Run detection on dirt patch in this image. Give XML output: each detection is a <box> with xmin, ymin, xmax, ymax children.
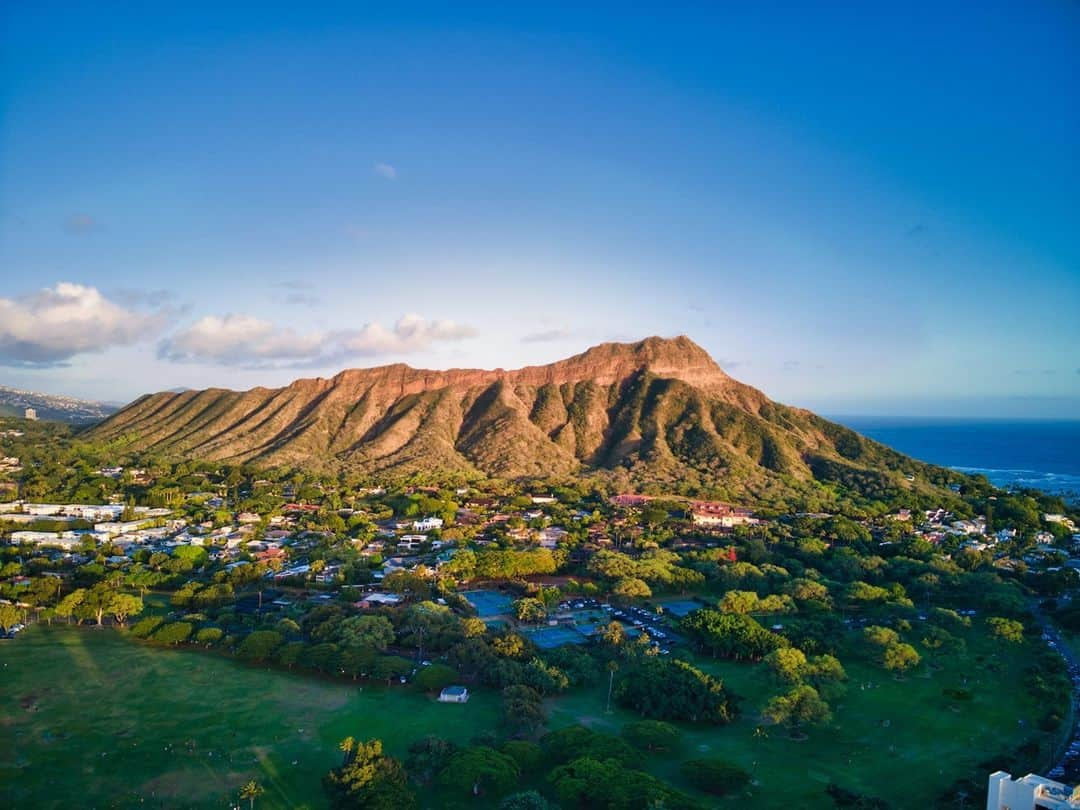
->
<box><xmin>140</xmin><ymin>768</ymin><xmax>251</xmax><ymax>800</ymax></box>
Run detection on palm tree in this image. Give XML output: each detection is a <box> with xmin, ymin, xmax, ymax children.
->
<box><xmin>605</xmin><ymin>661</ymin><xmax>618</xmax><ymax>714</ymax></box>
<box><xmin>339</xmin><ymin>736</ymin><xmax>355</xmax><ymax>765</ymax></box>
<box><xmin>238</xmin><ymin>780</ymin><xmax>264</xmax><ymax>810</ymax></box>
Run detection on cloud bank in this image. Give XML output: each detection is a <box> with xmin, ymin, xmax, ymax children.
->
<box><xmin>0</xmin><ymin>282</ymin><xmax>167</xmax><ymax>366</ymax></box>
<box><xmin>160</xmin><ymin>312</ymin><xmax>476</xmax><ymax>367</ymax></box>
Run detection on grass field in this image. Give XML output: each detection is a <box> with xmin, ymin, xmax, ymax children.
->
<box><xmin>0</xmin><ymin>622</ymin><xmax>1055</xmax><ymax>808</ymax></box>
<box><xmin>0</xmin><ymin>626</ymin><xmax>499</xmax><ymax>809</ymax></box>
<box><xmin>546</xmin><ymin>624</ymin><xmax>1055</xmax><ymax>808</ymax></box>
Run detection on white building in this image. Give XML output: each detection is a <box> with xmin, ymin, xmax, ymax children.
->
<box><xmin>413</xmin><ymin>516</ymin><xmax>444</xmax><ymax>532</ymax></box>
<box><xmin>438</xmin><ymin>685</ymin><xmax>469</xmax><ymax>703</ymax></box>
<box><xmin>10</xmin><ymin>530</ymin><xmax>85</xmax><ymax>549</ymax></box>
<box><xmin>987</xmin><ymin>771</ymin><xmax>1080</xmax><ymax>810</ymax></box>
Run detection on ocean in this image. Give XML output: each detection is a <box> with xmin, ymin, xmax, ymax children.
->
<box><xmin>834</xmin><ymin>417</ymin><xmax>1080</xmax><ymax>503</ymax></box>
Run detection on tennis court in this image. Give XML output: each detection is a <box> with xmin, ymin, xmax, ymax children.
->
<box><xmin>462</xmin><ymin>589</ymin><xmax>514</xmax><ymax>617</ymax></box>
<box><xmin>522</xmin><ymin>625</ymin><xmax>587</xmax><ymax>648</ymax></box>
<box><xmin>657</xmin><ymin>599</ymin><xmax>702</xmax><ymax>617</ymax></box>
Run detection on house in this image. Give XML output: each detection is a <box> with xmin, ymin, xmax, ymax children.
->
<box><xmin>11</xmin><ymin>530</ymin><xmax>84</xmax><ymax>549</ymax></box>
<box><xmin>986</xmin><ymin>771</ymin><xmax>1079</xmax><ymax>809</ymax></box>
<box><xmin>438</xmin><ymin>685</ymin><xmax>469</xmax><ymax>703</ymax></box>
<box><xmin>690</xmin><ymin>501</ymin><xmax>757</xmax><ymax>528</ymax></box>
<box><xmin>413</xmin><ymin>516</ymin><xmax>444</xmax><ymax>532</ymax></box>
<box><xmin>539</xmin><ymin>527</ymin><xmax>568</xmax><ymax>549</ymax></box>
<box><xmin>610</xmin><ymin>494</ymin><xmax>652</xmax><ymax>508</ymax></box>
<box><xmin>237</xmin><ymin>512</ymin><xmax>261</xmax><ymax>524</ymax></box>
<box><xmin>354</xmin><ymin>592</ymin><xmax>404</xmax><ymax>608</ymax></box>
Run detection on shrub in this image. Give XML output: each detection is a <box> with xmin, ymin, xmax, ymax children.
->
<box><xmin>621</xmin><ymin>720</ymin><xmax>681</xmax><ymax>752</ymax></box>
<box><xmin>680</xmin><ymin>757</ymin><xmax>751</xmax><ymax>796</ymax></box>
<box><xmin>237</xmin><ymin>630</ymin><xmax>284</xmax><ymax>662</ymax></box>
<box><xmin>195</xmin><ymin>627</ymin><xmax>224</xmax><ymax>645</ymax></box>
<box><xmin>413</xmin><ymin>664</ymin><xmax>460</xmax><ymax>692</ymax></box>
<box><xmin>151</xmin><ymin>621</ymin><xmax>193</xmax><ymax>645</ymax></box>
<box><xmin>130</xmin><ymin>616</ymin><xmax>163</xmax><ymax>639</ymax></box>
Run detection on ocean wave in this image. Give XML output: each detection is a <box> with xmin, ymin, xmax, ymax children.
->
<box><xmin>952</xmin><ymin>466</ymin><xmax>1080</xmax><ymax>500</ymax></box>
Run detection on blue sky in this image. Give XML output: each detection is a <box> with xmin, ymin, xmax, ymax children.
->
<box><xmin>1</xmin><ymin>2</ymin><xmax>1077</xmax><ymax>416</ymax></box>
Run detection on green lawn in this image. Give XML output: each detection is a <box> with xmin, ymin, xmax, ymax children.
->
<box><xmin>0</xmin><ymin>626</ymin><xmax>499</xmax><ymax>809</ymax></box>
<box><xmin>547</xmin><ymin>626</ymin><xmax>1054</xmax><ymax>808</ymax></box>
<box><xmin>0</xmin><ymin>623</ymin><xmax>1053</xmax><ymax>809</ymax></box>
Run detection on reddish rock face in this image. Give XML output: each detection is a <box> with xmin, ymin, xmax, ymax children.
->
<box><xmin>86</xmin><ymin>335</ymin><xmax>916</xmax><ymax>491</ymax></box>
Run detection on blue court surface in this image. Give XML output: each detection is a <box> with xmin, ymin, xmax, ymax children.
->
<box><xmin>522</xmin><ymin>625</ymin><xmax>588</xmax><ymax>648</ymax></box>
<box><xmin>657</xmin><ymin>599</ymin><xmax>703</xmax><ymax>617</ymax></box>
<box><xmin>462</xmin><ymin>589</ymin><xmax>514</xmax><ymax>617</ymax></box>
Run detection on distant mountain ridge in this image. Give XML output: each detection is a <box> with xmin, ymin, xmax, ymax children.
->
<box><xmin>88</xmin><ymin>336</ymin><xmax>950</xmax><ymax>498</ymax></box>
<box><xmin>0</xmin><ymin>385</ymin><xmax>118</xmax><ymax>424</ymax></box>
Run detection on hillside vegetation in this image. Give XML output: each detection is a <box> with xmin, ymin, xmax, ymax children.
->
<box><xmin>87</xmin><ymin>336</ymin><xmax>958</xmax><ymax>504</ymax></box>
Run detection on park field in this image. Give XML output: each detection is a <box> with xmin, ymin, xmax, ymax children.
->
<box><xmin>0</xmin><ymin>626</ymin><xmax>499</xmax><ymax>809</ymax></box>
<box><xmin>0</xmin><ymin>622</ymin><xmax>1056</xmax><ymax>808</ymax></box>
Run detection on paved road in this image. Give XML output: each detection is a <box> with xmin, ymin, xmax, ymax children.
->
<box><xmin>1032</xmin><ymin>607</ymin><xmax>1080</xmax><ymax>777</ymax></box>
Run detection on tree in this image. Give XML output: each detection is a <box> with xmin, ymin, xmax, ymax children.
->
<box><xmin>109</xmin><ymin>593</ymin><xmax>143</xmax><ymax>626</ymax></box>
<box><xmin>74</xmin><ymin>584</ymin><xmax>118</xmax><ymax>626</ymax></box>
<box><xmin>612</xmin><ymin>577</ymin><xmax>651</xmax><ymax>601</ymax></box>
<box><xmin>514</xmin><ymin>597</ymin><xmax>547</xmax><ymax>625</ymax></box>
<box><xmin>0</xmin><ymin>603</ymin><xmax>22</xmax><ymax>632</ymax></box>
<box><xmin>239</xmin><ymin>780</ymin><xmax>265</xmax><ymax>810</ymax></box>
<box><xmin>413</xmin><ymin>664</ymin><xmax>459</xmax><ymax>692</ymax></box>
<box><xmin>151</xmin><ymin>621</ymin><xmax>193</xmax><ymax>645</ymax></box>
<box><xmin>621</xmin><ymin>719</ymin><xmax>681</xmax><ymax>752</ymax></box>
<box><xmin>461</xmin><ymin>617</ymin><xmax>487</xmax><ymax>638</ymax></box>
<box><xmin>237</xmin><ymin>630</ymin><xmax>285</xmax><ymax>663</ymax></box>
<box><xmin>130</xmin><ymin>616</ymin><xmax>163</xmax><ymax>638</ymax></box>
<box><xmin>987</xmin><ymin>617</ymin><xmax>1025</xmax><ymax>643</ymax></box>
<box><xmin>337</xmin><ymin>615</ymin><xmax>395</xmax><ymax>651</ymax></box>
<box><xmin>720</xmin><ymin>590</ymin><xmax>760</xmax><ymax>614</ymax></box>
<box><xmin>196</xmin><ymin>627</ymin><xmax>224</xmax><ymax>646</ymax></box>
<box><xmin>540</xmin><ymin>725</ymin><xmax>642</xmax><ymax>769</ymax></box>
<box><xmin>502</xmin><ymin>684</ymin><xmax>545</xmax><ymax>734</ymax></box>
<box><xmin>437</xmin><ymin>746</ymin><xmax>520</xmax><ymax>799</ymax></box>
<box><xmin>171</xmin><ymin>544</ymin><xmax>209</xmax><ymax>569</ymax></box>
<box><xmin>862</xmin><ymin>625</ymin><xmax>899</xmax><ymax>648</ymax></box>
<box><xmin>372</xmin><ymin>655</ymin><xmax>412</xmax><ymax>684</ymax></box>
<box><xmin>763</xmin><ymin>684</ymin><xmax>831</xmax><ymax>736</ymax></box>
<box><xmin>680</xmin><ymin>757</ymin><xmax>751</xmax><ymax>796</ymax></box>
<box><xmin>764</xmin><ymin>647</ymin><xmax>808</xmax><ymax>684</ymax></box>
<box><xmin>601</xmin><ymin>621</ymin><xmax>626</xmax><ymax>648</ymax></box>
<box><xmin>615</xmin><ymin>658</ymin><xmax>736</xmax><ymax>724</ymax></box>
<box><xmin>548</xmin><ymin>756</ymin><xmax>695</xmax><ymax>809</ymax></box>
<box><xmin>882</xmin><ymin>642</ymin><xmax>921</xmax><ymax>677</ymax></box>
<box><xmin>499</xmin><ymin>790</ymin><xmax>553</xmax><ymax>810</ymax></box>
<box><xmin>681</xmin><ymin>609</ymin><xmax>788</xmax><ymax>661</ymax></box>
<box><xmin>55</xmin><ymin>588</ymin><xmax>87</xmax><ymax>624</ymax></box>
<box><xmin>324</xmin><ymin>738</ymin><xmax>415</xmax><ymax>810</ymax></box>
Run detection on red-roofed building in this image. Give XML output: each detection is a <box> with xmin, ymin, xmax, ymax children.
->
<box><xmin>610</xmin><ymin>494</ymin><xmax>653</xmax><ymax>508</ymax></box>
<box><xmin>690</xmin><ymin>501</ymin><xmax>757</xmax><ymax>528</ymax></box>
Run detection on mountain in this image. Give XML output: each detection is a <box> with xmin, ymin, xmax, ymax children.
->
<box><xmin>0</xmin><ymin>385</ymin><xmax>119</xmax><ymax>425</ymax></box>
<box><xmin>87</xmin><ymin>337</ymin><xmax>951</xmax><ymax>500</ymax></box>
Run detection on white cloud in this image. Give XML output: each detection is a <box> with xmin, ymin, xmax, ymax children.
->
<box><xmin>159</xmin><ymin>314</ymin><xmax>326</xmax><ymax>366</ymax></box>
<box><xmin>160</xmin><ymin>312</ymin><xmax>477</xmax><ymax>367</ymax></box>
<box><xmin>0</xmin><ymin>282</ymin><xmax>166</xmax><ymax>366</ymax></box>
<box><xmin>521</xmin><ymin>327</ymin><xmax>574</xmax><ymax>344</ymax></box>
<box><xmin>373</xmin><ymin>162</ymin><xmax>397</xmax><ymax>180</ymax></box>
<box><xmin>341</xmin><ymin>314</ymin><xmax>476</xmax><ymax>355</ymax></box>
